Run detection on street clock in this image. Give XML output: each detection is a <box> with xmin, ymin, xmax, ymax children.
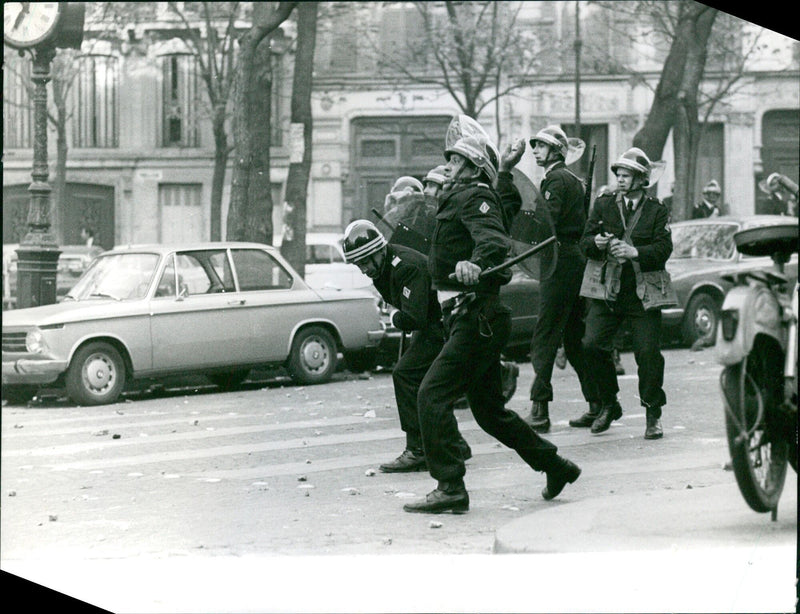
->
<box><xmin>4</xmin><ymin>2</ymin><xmax>63</xmax><ymax>49</ymax></box>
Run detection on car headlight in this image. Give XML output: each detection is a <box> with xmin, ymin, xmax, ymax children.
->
<box><xmin>25</xmin><ymin>330</ymin><xmax>48</xmax><ymax>354</ymax></box>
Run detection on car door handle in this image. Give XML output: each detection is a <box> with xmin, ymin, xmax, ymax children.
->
<box><xmin>227</xmin><ymin>299</ymin><xmax>246</xmax><ymax>306</ymax></box>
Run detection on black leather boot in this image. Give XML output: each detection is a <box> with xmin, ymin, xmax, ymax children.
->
<box><xmin>590</xmin><ymin>399</ymin><xmax>623</xmax><ymax>434</ymax></box>
<box><xmin>526</xmin><ymin>401</ymin><xmax>550</xmax><ymax>433</ymax></box>
<box><xmin>644</xmin><ymin>407</ymin><xmax>664</xmax><ymax>439</ymax></box>
<box><xmin>542</xmin><ymin>456</ymin><xmax>581</xmax><ymax>501</ymax></box>
<box><xmin>379</xmin><ymin>449</ymin><xmax>427</xmax><ymax>473</ymax></box>
<box><xmin>569</xmin><ymin>401</ymin><xmax>602</xmax><ymax>428</ymax></box>
<box><xmin>403</xmin><ymin>481</ymin><xmax>469</xmax><ymax>514</ymax></box>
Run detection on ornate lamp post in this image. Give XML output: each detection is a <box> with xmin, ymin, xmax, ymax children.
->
<box><xmin>3</xmin><ymin>2</ymin><xmax>85</xmax><ymax>308</ymax></box>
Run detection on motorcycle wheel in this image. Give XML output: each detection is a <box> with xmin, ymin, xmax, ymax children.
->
<box><xmin>721</xmin><ymin>347</ymin><xmax>788</xmax><ymax>514</ymax></box>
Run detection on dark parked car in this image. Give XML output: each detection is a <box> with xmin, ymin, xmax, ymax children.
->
<box><xmin>663</xmin><ymin>215</ymin><xmax>798</xmax><ymax>346</ymax></box>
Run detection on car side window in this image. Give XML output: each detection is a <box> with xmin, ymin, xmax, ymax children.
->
<box><xmin>155</xmin><ymin>257</ymin><xmax>177</xmax><ymax>298</ymax></box>
<box><xmin>230</xmin><ymin>249</ymin><xmax>293</xmax><ymax>291</ymax></box>
<box><xmin>175</xmin><ymin>253</ymin><xmax>212</xmax><ymax>295</ymax></box>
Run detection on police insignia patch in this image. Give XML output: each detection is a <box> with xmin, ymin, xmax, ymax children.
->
<box><xmin>403</xmin><ymin>286</ymin><xmax>411</xmax><ymax>298</ymax></box>
<box><xmin>479</xmin><ymin>202</ymin><xmax>490</xmax><ymax>214</ymax></box>
<box><xmin>544</xmin><ymin>190</ymin><xmax>551</xmax><ymax>200</ymax></box>
<box><xmin>391</xmin><ymin>256</ymin><xmax>401</xmax><ymax>267</ymax></box>
<box><xmin>665</xmin><ymin>223</ymin><xmax>671</xmax><ymax>232</ymax></box>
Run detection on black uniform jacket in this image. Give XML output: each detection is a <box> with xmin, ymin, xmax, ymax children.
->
<box><xmin>540</xmin><ymin>161</ymin><xmax>586</xmax><ymax>243</ymax></box>
<box><xmin>581</xmin><ymin>192</ymin><xmax>673</xmax><ymax>298</ymax></box>
<box><xmin>373</xmin><ymin>243</ymin><xmax>441</xmax><ymax>333</ymax></box>
<box><xmin>428</xmin><ymin>181</ymin><xmax>511</xmax><ymax>294</ymax></box>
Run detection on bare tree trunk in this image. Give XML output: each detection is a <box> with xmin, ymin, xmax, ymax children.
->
<box><xmin>672</xmin><ymin>7</ymin><xmax>717</xmax><ymax>221</ymax></box>
<box><xmin>280</xmin><ymin>1</ymin><xmax>318</xmax><ymax>276</ymax></box>
<box><xmin>210</xmin><ymin>106</ymin><xmax>228</xmax><ymax>241</ymax></box>
<box><xmin>226</xmin><ymin>2</ymin><xmax>296</xmax><ymax>242</ymax></box>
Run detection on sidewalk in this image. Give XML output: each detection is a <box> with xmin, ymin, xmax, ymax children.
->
<box><xmin>494</xmin><ymin>476</ymin><xmax>797</xmax><ymax>553</ymax></box>
<box><xmin>493</xmin><ymin>475</ymin><xmax>797</xmax><ymax>613</ymax></box>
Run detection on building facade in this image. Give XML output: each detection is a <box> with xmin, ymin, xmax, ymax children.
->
<box><xmin>4</xmin><ymin>2</ymin><xmax>798</xmax><ymax>250</ymax></box>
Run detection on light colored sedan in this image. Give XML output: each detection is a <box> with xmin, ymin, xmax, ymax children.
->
<box><xmin>2</xmin><ymin>242</ymin><xmax>385</xmax><ymax>406</ymax></box>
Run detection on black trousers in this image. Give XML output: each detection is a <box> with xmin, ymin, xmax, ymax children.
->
<box><xmin>417</xmin><ymin>295</ymin><xmax>558</xmax><ymax>484</ymax></box>
<box><xmin>530</xmin><ymin>247</ymin><xmax>598</xmax><ymax>404</ymax></box>
<box><xmin>392</xmin><ymin>325</ymin><xmax>445</xmax><ymax>452</ymax></box>
<box><xmin>582</xmin><ymin>295</ymin><xmax>667</xmax><ymax>415</ymax></box>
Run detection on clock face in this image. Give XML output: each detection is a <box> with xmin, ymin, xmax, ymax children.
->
<box><xmin>4</xmin><ymin>2</ymin><xmax>62</xmax><ymax>48</ymax></box>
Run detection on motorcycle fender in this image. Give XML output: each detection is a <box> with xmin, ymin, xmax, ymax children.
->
<box><xmin>715</xmin><ymin>285</ymin><xmax>784</xmax><ymax>366</ymax></box>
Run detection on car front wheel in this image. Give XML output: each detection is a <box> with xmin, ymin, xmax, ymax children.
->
<box><xmin>287</xmin><ymin>326</ymin><xmax>337</xmax><ymax>385</ymax></box>
<box><xmin>682</xmin><ymin>292</ymin><xmax>720</xmax><ymax>347</ymax></box>
<box><xmin>66</xmin><ymin>341</ymin><xmax>127</xmax><ymax>406</ymax></box>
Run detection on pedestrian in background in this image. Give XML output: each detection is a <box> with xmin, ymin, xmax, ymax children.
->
<box><xmin>341</xmin><ymin>219</ymin><xmax>472</xmax><ymax>473</ymax></box>
<box><xmin>404</xmin><ymin>119</ymin><xmax>580</xmax><ymax>514</ymax></box>
<box><xmin>525</xmin><ymin>125</ymin><xmax>599</xmax><ymax>434</ymax></box>
<box><xmin>81</xmin><ymin>226</ymin><xmax>95</xmax><ymax>247</ymax></box>
<box><xmin>579</xmin><ymin>147</ymin><xmax>673</xmax><ymax>440</ymax></box>
<box><xmin>690</xmin><ymin>180</ymin><xmax>725</xmax><ymax>219</ymax></box>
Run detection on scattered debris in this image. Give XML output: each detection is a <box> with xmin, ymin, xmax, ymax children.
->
<box><xmin>297</xmin><ymin>475</ymin><xmax>308</xmax><ymax>482</ymax></box>
<box><xmin>112</xmin><ymin>434</ymin><xmax>121</xmax><ymax>439</ymax></box>
<box><xmin>13</xmin><ymin>424</ymin><xmax>23</xmax><ymax>429</ymax></box>
<box><xmin>93</xmin><ymin>430</ymin><xmax>109</xmax><ymax>437</ymax></box>
<box><xmin>383</xmin><ymin>538</ymin><xmax>393</xmax><ymax>545</ymax></box>
<box><xmin>685</xmin><ymin>484</ymin><xmax>693</xmax><ymax>489</ymax></box>
<box><xmin>429</xmin><ymin>521</ymin><xmax>442</xmax><ymax>529</ymax></box>
<box><xmin>48</xmin><ymin>514</ymin><xmax>58</xmax><ymax>522</ymax></box>
<box><xmin>501</xmin><ymin>505</ymin><xmax>520</xmax><ymax>512</ymax></box>
<box><xmin>8</xmin><ymin>490</ymin><xmax>16</xmax><ymax>497</ymax></box>
<box><xmin>363</xmin><ymin>409</ymin><xmax>376</xmax><ymax>418</ymax></box>
<box><xmin>341</xmin><ymin>487</ymin><xmax>360</xmax><ymax>495</ymax></box>
<box><xmin>394</xmin><ymin>491</ymin><xmax>416</xmax><ymax>499</ymax></box>
<box><xmin>365</xmin><ymin>468</ymin><xmax>376</xmax><ymax>477</ymax></box>
<box><xmin>306</xmin><ymin>459</ymin><xmax>312</xmax><ymax>464</ymax></box>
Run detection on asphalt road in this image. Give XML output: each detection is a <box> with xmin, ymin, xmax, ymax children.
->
<box><xmin>1</xmin><ymin>347</ymin><xmax>796</xmax><ymax>612</ymax></box>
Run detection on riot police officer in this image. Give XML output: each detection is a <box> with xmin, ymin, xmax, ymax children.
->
<box><xmin>580</xmin><ymin>147</ymin><xmax>673</xmax><ymax>440</ymax></box>
<box><xmin>526</xmin><ymin>125</ymin><xmax>600</xmax><ymax>433</ymax></box>
<box><xmin>403</xmin><ymin>123</ymin><xmax>581</xmax><ymax>514</ymax></box>
<box><xmin>342</xmin><ymin>220</ymin><xmax>471</xmax><ymax>472</ymax></box>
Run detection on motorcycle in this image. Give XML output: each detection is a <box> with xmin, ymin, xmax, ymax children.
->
<box><xmin>716</xmin><ymin>219</ymin><xmax>798</xmax><ymax>520</ymax></box>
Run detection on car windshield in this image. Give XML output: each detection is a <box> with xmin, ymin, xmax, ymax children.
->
<box><xmin>671</xmin><ymin>223</ymin><xmax>738</xmax><ymax>260</ymax></box>
<box><xmin>65</xmin><ymin>253</ymin><xmax>160</xmax><ymax>301</ymax></box>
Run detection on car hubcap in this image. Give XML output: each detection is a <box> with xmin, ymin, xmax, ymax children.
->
<box><xmin>302</xmin><ymin>338</ymin><xmax>328</xmax><ymax>372</ymax></box>
<box><xmin>695</xmin><ymin>307</ymin><xmax>714</xmax><ymax>338</ymax></box>
<box><xmin>84</xmin><ymin>354</ymin><xmax>114</xmax><ymax>391</ymax></box>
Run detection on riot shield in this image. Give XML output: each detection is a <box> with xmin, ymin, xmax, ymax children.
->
<box><xmin>371</xmin><ymin>191</ymin><xmax>437</xmax><ymax>256</ymax></box>
<box><xmin>508</xmin><ymin>168</ymin><xmax>558</xmax><ymax>281</ymax></box>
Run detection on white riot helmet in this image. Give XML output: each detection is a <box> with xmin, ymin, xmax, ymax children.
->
<box><xmin>610</xmin><ymin>147</ymin><xmax>665</xmax><ymax>188</ymax></box>
<box><xmin>445</xmin><ymin>135</ymin><xmax>498</xmax><ymax>183</ymax></box>
<box><xmin>529</xmin><ymin>125</ymin><xmax>569</xmax><ymax>159</ymax></box>
<box><xmin>423</xmin><ymin>165</ymin><xmax>448</xmax><ymax>187</ymax></box>
<box><xmin>390</xmin><ymin>176</ymin><xmax>424</xmax><ymax>194</ymax></box>
<box><xmin>444</xmin><ymin>114</ymin><xmax>499</xmax><ymax>184</ymax></box>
